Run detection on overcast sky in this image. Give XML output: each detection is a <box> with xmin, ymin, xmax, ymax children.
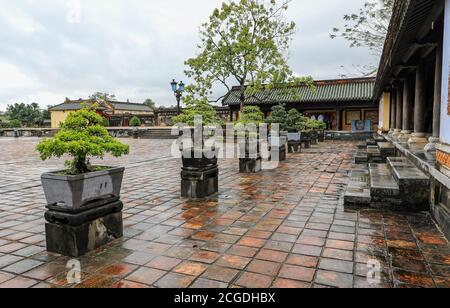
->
<box><xmin>0</xmin><ymin>0</ymin><xmax>379</xmax><ymax>111</ymax></box>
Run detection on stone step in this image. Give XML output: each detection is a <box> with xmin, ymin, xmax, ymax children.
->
<box><xmin>355</xmin><ymin>150</ymin><xmax>368</xmax><ymax>164</ymax></box>
<box><xmin>344</xmin><ymin>169</ymin><xmax>371</xmax><ymax>206</ymax></box>
<box><xmin>357</xmin><ymin>142</ymin><xmax>367</xmax><ymax>149</ymax></box>
<box><xmin>369</xmin><ymin>163</ymin><xmax>400</xmax><ymax>198</ymax></box>
<box><xmin>377</xmin><ymin>142</ymin><xmax>395</xmax><ymax>160</ymax></box>
<box><xmin>367</xmin><ymin>146</ymin><xmax>383</xmax><ymax>163</ymax></box>
<box><xmin>386</xmin><ymin>157</ymin><xmax>429</xmax><ymax>210</ymax></box>
<box><xmin>366</xmin><ymin>139</ymin><xmax>377</xmax><ymax>146</ymax></box>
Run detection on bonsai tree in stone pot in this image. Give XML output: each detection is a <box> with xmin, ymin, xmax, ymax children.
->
<box><xmin>266</xmin><ymin>105</ymin><xmax>288</xmax><ymax>161</ymax></box>
<box><xmin>298</xmin><ymin>115</ymin><xmax>312</xmax><ymax>149</ymax></box>
<box><xmin>236</xmin><ymin>106</ymin><xmax>265</xmax><ymax>173</ymax></box>
<box><xmin>286</xmin><ymin>109</ymin><xmax>303</xmax><ymax>153</ymax></box>
<box><xmin>36</xmin><ymin>105</ymin><xmax>129</xmax><ymax>257</ymax></box>
<box><xmin>129</xmin><ymin>116</ymin><xmax>141</xmax><ymax>139</ymax></box>
<box><xmin>172</xmin><ymin>98</ymin><xmax>222</xmax><ymax>198</ymax></box>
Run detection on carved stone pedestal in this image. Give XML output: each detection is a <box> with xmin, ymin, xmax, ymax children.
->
<box><xmin>45</xmin><ymin>199</ymin><xmax>123</xmax><ymax>257</ymax></box>
<box><xmin>181</xmin><ymin>166</ymin><xmax>218</xmax><ymax>199</ymax></box>
<box><xmin>239</xmin><ymin>157</ymin><xmax>262</xmax><ymax>173</ymax></box>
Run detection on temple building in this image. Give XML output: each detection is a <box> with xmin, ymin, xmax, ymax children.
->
<box><xmin>49</xmin><ymin>98</ymin><xmax>154</xmax><ymax>128</ymax></box>
<box><xmin>374</xmin><ymin>0</ymin><xmax>450</xmax><ymax>238</ymax></box>
<box><xmin>222</xmin><ymin>77</ymin><xmax>379</xmax><ymax>131</ymax></box>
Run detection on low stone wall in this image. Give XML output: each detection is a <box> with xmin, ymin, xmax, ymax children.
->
<box><xmin>325</xmin><ymin>131</ymin><xmax>376</xmax><ymax>141</ymax></box>
<box><xmin>0</xmin><ymin>127</ymin><xmax>178</xmax><ymax>139</ymax></box>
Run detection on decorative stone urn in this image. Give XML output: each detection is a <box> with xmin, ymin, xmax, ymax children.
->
<box><xmin>41</xmin><ymin>167</ymin><xmax>125</xmax><ymax>257</ymax></box>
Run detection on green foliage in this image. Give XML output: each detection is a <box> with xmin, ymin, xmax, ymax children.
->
<box><xmin>285</xmin><ymin>108</ymin><xmax>303</xmax><ymax>131</ymax></box>
<box><xmin>266</xmin><ymin>104</ymin><xmax>287</xmax><ymax>130</ymax></box>
<box><xmin>301</xmin><ymin>118</ymin><xmax>327</xmax><ymax>131</ymax></box>
<box><xmin>6</xmin><ymin>103</ymin><xmax>44</xmax><ymax>127</ymax></box>
<box><xmin>331</xmin><ymin>0</ymin><xmax>394</xmax><ymax>76</ymax></box>
<box><xmin>129</xmin><ymin>116</ymin><xmax>141</xmax><ymax>127</ymax></box>
<box><xmin>172</xmin><ymin>97</ymin><xmax>222</xmax><ymax>126</ymax></box>
<box><xmin>143</xmin><ymin>99</ymin><xmax>157</xmax><ymax>110</ymax></box>
<box><xmin>36</xmin><ymin>105</ymin><xmax>129</xmax><ymax>175</ymax></box>
<box><xmin>238</xmin><ymin>106</ymin><xmax>265</xmax><ymax>125</ymax></box>
<box><xmin>9</xmin><ymin>119</ymin><xmax>22</xmax><ymax>128</ymax></box>
<box><xmin>89</xmin><ymin>92</ymin><xmax>117</xmax><ymax>102</ymax></box>
<box><xmin>184</xmin><ymin>0</ymin><xmax>311</xmax><ymax>109</ymax></box>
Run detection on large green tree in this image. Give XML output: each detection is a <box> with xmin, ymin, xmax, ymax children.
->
<box><xmin>6</xmin><ymin>103</ymin><xmax>44</xmax><ymax>127</ymax></box>
<box><xmin>185</xmin><ymin>0</ymin><xmax>311</xmax><ymax>111</ymax></box>
<box><xmin>143</xmin><ymin>98</ymin><xmax>157</xmax><ymax>110</ymax></box>
<box><xmin>331</xmin><ymin>0</ymin><xmax>394</xmax><ymax>76</ymax></box>
<box><xmin>89</xmin><ymin>92</ymin><xmax>117</xmax><ymax>102</ymax></box>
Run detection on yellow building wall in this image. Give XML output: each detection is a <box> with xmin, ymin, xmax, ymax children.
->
<box><xmin>379</xmin><ymin>92</ymin><xmax>391</xmax><ymax>132</ymax></box>
<box><xmin>51</xmin><ymin>110</ymin><xmax>73</xmax><ymax>128</ymax></box>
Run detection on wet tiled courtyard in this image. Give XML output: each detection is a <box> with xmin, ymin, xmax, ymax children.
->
<box><xmin>0</xmin><ymin>138</ymin><xmax>449</xmax><ymax>288</ymax></box>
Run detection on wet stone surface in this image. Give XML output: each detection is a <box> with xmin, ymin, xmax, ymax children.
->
<box><xmin>0</xmin><ymin>137</ymin><xmax>449</xmax><ymax>288</ymax></box>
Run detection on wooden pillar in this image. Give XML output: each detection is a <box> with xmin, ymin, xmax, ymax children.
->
<box><xmin>425</xmin><ymin>44</ymin><xmax>443</xmax><ymax>151</ymax></box>
<box><xmin>336</xmin><ymin>108</ymin><xmax>342</xmax><ymax>131</ymax></box>
<box><xmin>409</xmin><ymin>63</ymin><xmax>428</xmax><ymax>143</ymax></box>
<box><xmin>400</xmin><ymin>74</ymin><xmax>413</xmax><ymax>140</ymax></box>
<box><xmin>389</xmin><ymin>87</ymin><xmax>397</xmax><ymax>133</ymax></box>
<box><xmin>394</xmin><ymin>81</ymin><xmax>403</xmax><ymax>136</ymax></box>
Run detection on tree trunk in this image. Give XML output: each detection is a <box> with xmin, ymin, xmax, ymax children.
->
<box><xmin>239</xmin><ymin>83</ymin><xmax>246</xmax><ymax>112</ymax></box>
<box><xmin>75</xmin><ymin>156</ymin><xmax>89</xmax><ymax>174</ymax></box>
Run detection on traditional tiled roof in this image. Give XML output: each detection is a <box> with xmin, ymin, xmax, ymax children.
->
<box><xmin>375</xmin><ymin>0</ymin><xmax>442</xmax><ymax>98</ymax></box>
<box><xmin>49</xmin><ymin>99</ymin><xmax>152</xmax><ymax>113</ymax></box>
<box><xmin>222</xmin><ymin>78</ymin><xmax>375</xmax><ymax>106</ymax></box>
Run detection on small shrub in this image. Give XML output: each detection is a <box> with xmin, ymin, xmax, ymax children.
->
<box><xmin>36</xmin><ymin>105</ymin><xmax>130</xmax><ymax>175</ymax></box>
<box><xmin>129</xmin><ymin>116</ymin><xmax>141</xmax><ymax>127</ymax></box>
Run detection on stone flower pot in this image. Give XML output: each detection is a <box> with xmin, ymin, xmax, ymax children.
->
<box><xmin>41</xmin><ymin>167</ymin><xmax>125</xmax><ymax>212</ymax></box>
<box><xmin>318</xmin><ymin>130</ymin><xmax>325</xmax><ymax>142</ymax></box>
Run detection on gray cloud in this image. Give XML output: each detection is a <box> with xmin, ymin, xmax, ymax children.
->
<box><xmin>0</xmin><ymin>0</ymin><xmax>378</xmax><ymax>111</ymax></box>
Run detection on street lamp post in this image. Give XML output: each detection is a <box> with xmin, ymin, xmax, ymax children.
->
<box><xmin>170</xmin><ymin>79</ymin><xmax>185</xmax><ymax>115</ymax></box>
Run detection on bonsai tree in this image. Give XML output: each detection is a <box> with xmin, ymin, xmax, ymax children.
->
<box><xmin>129</xmin><ymin>116</ymin><xmax>141</xmax><ymax>127</ymax></box>
<box><xmin>238</xmin><ymin>106</ymin><xmax>265</xmax><ymax>125</ymax></box>
<box><xmin>286</xmin><ymin>109</ymin><xmax>303</xmax><ymax>131</ymax></box>
<box><xmin>36</xmin><ymin>105</ymin><xmax>130</xmax><ymax>175</ymax></box>
<box><xmin>172</xmin><ymin>97</ymin><xmax>222</xmax><ymax>126</ymax></box>
<box><xmin>266</xmin><ymin>105</ymin><xmax>288</xmax><ymax>131</ymax></box>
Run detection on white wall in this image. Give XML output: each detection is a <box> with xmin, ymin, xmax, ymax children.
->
<box><xmin>441</xmin><ymin>0</ymin><xmax>450</xmax><ymax>144</ymax></box>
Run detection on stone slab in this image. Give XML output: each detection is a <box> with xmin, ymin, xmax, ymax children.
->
<box><xmin>369</xmin><ymin>163</ymin><xmax>400</xmax><ymax>197</ymax></box>
<box><xmin>344</xmin><ymin>169</ymin><xmax>371</xmax><ymax>205</ymax></box>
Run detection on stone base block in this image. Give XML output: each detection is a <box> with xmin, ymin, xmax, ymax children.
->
<box><xmin>269</xmin><ymin>146</ymin><xmax>286</xmax><ymax>162</ymax></box>
<box><xmin>288</xmin><ymin>141</ymin><xmax>301</xmax><ymax>153</ymax></box>
<box><xmin>181</xmin><ymin>167</ymin><xmax>218</xmax><ymax>199</ymax></box>
<box><xmin>46</xmin><ymin>211</ymin><xmax>123</xmax><ymax>258</ymax></box>
<box><xmin>239</xmin><ymin>157</ymin><xmax>262</xmax><ymax>173</ymax></box>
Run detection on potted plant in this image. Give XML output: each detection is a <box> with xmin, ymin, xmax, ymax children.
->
<box><xmin>36</xmin><ymin>105</ymin><xmax>130</xmax><ymax>211</ymax></box>
<box><xmin>129</xmin><ymin>116</ymin><xmax>141</xmax><ymax>139</ymax></box>
<box><xmin>286</xmin><ymin>109</ymin><xmax>302</xmax><ymax>153</ymax></box>
<box><xmin>236</xmin><ymin>106</ymin><xmax>265</xmax><ymax>173</ymax></box>
<box><xmin>172</xmin><ymin>98</ymin><xmax>222</xmax><ymax>198</ymax></box>
<box><xmin>266</xmin><ymin>105</ymin><xmax>288</xmax><ymax>161</ymax></box>
<box><xmin>298</xmin><ymin>115</ymin><xmax>312</xmax><ymax>149</ymax></box>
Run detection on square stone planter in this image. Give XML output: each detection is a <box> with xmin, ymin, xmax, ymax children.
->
<box><xmin>41</xmin><ymin>167</ymin><xmax>125</xmax><ymax>257</ymax></box>
<box><xmin>41</xmin><ymin>167</ymin><xmax>125</xmax><ymax>212</ymax></box>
